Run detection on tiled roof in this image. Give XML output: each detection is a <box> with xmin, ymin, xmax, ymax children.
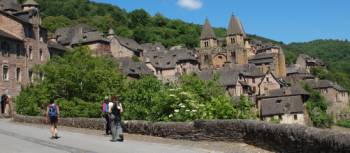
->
<box><xmin>23</xmin><ymin>0</ymin><xmax>39</xmax><ymax>6</ymax></box>
<box><xmin>54</xmin><ymin>24</ymin><xmax>109</xmax><ymax>46</ymax></box>
<box><xmin>200</xmin><ymin>18</ymin><xmax>216</xmax><ymax>40</ymax></box>
<box><xmin>115</xmin><ymin>36</ymin><xmax>142</xmax><ymax>52</ymax></box>
<box><xmin>227</xmin><ymin>15</ymin><xmax>246</xmax><ymax>37</ymax></box>
<box><xmin>144</xmin><ymin>48</ymin><xmax>198</xmax><ymax>69</ymax></box>
<box><xmin>0</xmin><ymin>0</ymin><xmax>20</xmax><ymax>11</ymax></box>
<box><xmin>117</xmin><ymin>58</ymin><xmax>153</xmax><ymax>77</ymax></box>
<box><xmin>305</xmin><ymin>79</ymin><xmax>347</xmax><ymax>92</ymax></box>
<box><xmin>260</xmin><ymin>95</ymin><xmax>304</xmax><ymax>117</ymax></box>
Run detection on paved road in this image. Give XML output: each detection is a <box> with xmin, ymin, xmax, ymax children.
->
<box><xmin>0</xmin><ymin>119</ymin><xmax>219</xmax><ymax>153</ymax></box>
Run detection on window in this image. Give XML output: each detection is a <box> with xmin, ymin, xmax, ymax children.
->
<box><xmin>39</xmin><ymin>49</ymin><xmax>43</xmax><ymax>61</ymax></box>
<box><xmin>16</xmin><ymin>68</ymin><xmax>21</xmax><ymax>82</ymax></box>
<box><xmin>29</xmin><ymin>70</ymin><xmax>33</xmax><ymax>82</ymax></box>
<box><xmin>278</xmin><ymin>115</ymin><xmax>282</xmax><ymax>120</ymax></box>
<box><xmin>29</xmin><ymin>46</ymin><xmax>33</xmax><ymax>60</ymax></box>
<box><xmin>266</xmin><ymin>77</ymin><xmax>270</xmax><ymax>82</ymax></box>
<box><xmin>39</xmin><ymin>72</ymin><xmax>44</xmax><ymax>80</ymax></box>
<box><xmin>294</xmin><ymin>114</ymin><xmax>298</xmax><ymax>120</ymax></box>
<box><xmin>276</xmin><ymin>100</ymin><xmax>282</xmax><ymax>104</ymax></box>
<box><xmin>253</xmin><ymin>87</ymin><xmax>256</xmax><ymax>93</ymax></box>
<box><xmin>204</xmin><ymin>41</ymin><xmax>209</xmax><ymax>47</ymax></box>
<box><xmin>231</xmin><ymin>37</ymin><xmax>235</xmax><ymax>44</ymax></box>
<box><xmin>3</xmin><ymin>65</ymin><xmax>9</xmax><ymax>81</ymax></box>
<box><xmin>252</xmin><ymin>78</ymin><xmax>255</xmax><ymax>83</ymax></box>
<box><xmin>1</xmin><ymin>42</ymin><xmax>10</xmax><ymax>57</ymax></box>
<box><xmin>204</xmin><ymin>55</ymin><xmax>209</xmax><ymax>62</ymax></box>
<box><xmin>16</xmin><ymin>44</ymin><xmax>21</xmax><ymax>57</ymax></box>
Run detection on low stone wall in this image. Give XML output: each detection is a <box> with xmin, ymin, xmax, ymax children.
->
<box><xmin>12</xmin><ymin>114</ymin><xmax>350</xmax><ymax>153</ymax></box>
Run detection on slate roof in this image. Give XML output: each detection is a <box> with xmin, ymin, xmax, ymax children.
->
<box><xmin>248</xmin><ymin>53</ymin><xmax>276</xmax><ymax>65</ymax></box>
<box><xmin>54</xmin><ymin>24</ymin><xmax>109</xmax><ymax>46</ymax></box>
<box><xmin>305</xmin><ymin>79</ymin><xmax>347</xmax><ymax>92</ymax></box>
<box><xmin>227</xmin><ymin>15</ymin><xmax>246</xmax><ymax>37</ymax></box>
<box><xmin>260</xmin><ymin>95</ymin><xmax>305</xmax><ymax>117</ymax></box>
<box><xmin>144</xmin><ymin>48</ymin><xmax>198</xmax><ymax>69</ymax></box>
<box><xmin>0</xmin><ymin>28</ymin><xmax>22</xmax><ymax>41</ymax></box>
<box><xmin>115</xmin><ymin>36</ymin><xmax>142</xmax><ymax>52</ymax></box>
<box><xmin>223</xmin><ymin>64</ymin><xmax>265</xmax><ymax>77</ymax></box>
<box><xmin>0</xmin><ymin>0</ymin><xmax>20</xmax><ymax>11</ymax></box>
<box><xmin>298</xmin><ymin>54</ymin><xmax>325</xmax><ymax>66</ymax></box>
<box><xmin>12</xmin><ymin>9</ymin><xmax>40</xmax><ymax>23</ymax></box>
<box><xmin>117</xmin><ymin>58</ymin><xmax>153</xmax><ymax>77</ymax></box>
<box><xmin>23</xmin><ymin>0</ymin><xmax>38</xmax><ymax>6</ymax></box>
<box><xmin>287</xmin><ymin>64</ymin><xmax>309</xmax><ymax>74</ymax></box>
<box><xmin>200</xmin><ymin>18</ymin><xmax>216</xmax><ymax>40</ymax></box>
<box><xmin>197</xmin><ymin>68</ymin><xmax>241</xmax><ymax>86</ymax></box>
<box><xmin>47</xmin><ymin>41</ymin><xmax>67</xmax><ymax>51</ymax></box>
<box><xmin>263</xmin><ymin>86</ymin><xmax>309</xmax><ymax>98</ymax></box>
<box><xmin>141</xmin><ymin>43</ymin><xmax>165</xmax><ymax>52</ymax></box>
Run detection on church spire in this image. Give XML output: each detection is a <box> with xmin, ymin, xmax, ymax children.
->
<box><xmin>227</xmin><ymin>14</ymin><xmax>246</xmax><ymax>37</ymax></box>
<box><xmin>200</xmin><ymin>18</ymin><xmax>216</xmax><ymax>40</ymax></box>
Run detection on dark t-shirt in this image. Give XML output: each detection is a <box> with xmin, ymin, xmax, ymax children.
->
<box><xmin>111</xmin><ymin>102</ymin><xmax>121</xmax><ymax>121</ymax></box>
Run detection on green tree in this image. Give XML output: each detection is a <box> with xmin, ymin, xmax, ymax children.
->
<box><xmin>16</xmin><ymin>47</ymin><xmax>124</xmax><ymax>117</ymax></box>
<box><xmin>306</xmin><ymin>91</ymin><xmax>333</xmax><ymax>128</ymax></box>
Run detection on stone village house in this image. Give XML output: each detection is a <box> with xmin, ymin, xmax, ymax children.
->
<box><xmin>256</xmin><ymin>86</ymin><xmax>310</xmax><ymax>125</ymax></box>
<box><xmin>0</xmin><ymin>0</ymin><xmax>63</xmax><ymax>97</ymax></box>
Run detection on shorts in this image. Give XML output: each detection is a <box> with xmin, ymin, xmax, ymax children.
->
<box><xmin>49</xmin><ymin>117</ymin><xmax>58</xmax><ymax>124</ymax></box>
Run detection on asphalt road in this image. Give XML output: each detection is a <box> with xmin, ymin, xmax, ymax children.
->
<box><xmin>0</xmin><ymin>119</ymin><xmax>219</xmax><ymax>153</ymax></box>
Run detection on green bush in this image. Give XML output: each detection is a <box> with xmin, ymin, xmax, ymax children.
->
<box><xmin>305</xmin><ymin>90</ymin><xmax>333</xmax><ymax>128</ymax></box>
<box><xmin>336</xmin><ymin>120</ymin><xmax>350</xmax><ymax>128</ymax></box>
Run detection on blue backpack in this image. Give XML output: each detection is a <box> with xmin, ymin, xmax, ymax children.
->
<box><xmin>48</xmin><ymin>104</ymin><xmax>58</xmax><ymax>119</ymax></box>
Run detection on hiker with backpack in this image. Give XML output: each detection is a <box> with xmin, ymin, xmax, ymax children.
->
<box><xmin>46</xmin><ymin>99</ymin><xmax>60</xmax><ymax>139</ymax></box>
<box><xmin>109</xmin><ymin>96</ymin><xmax>124</xmax><ymax>142</ymax></box>
<box><xmin>102</xmin><ymin>96</ymin><xmax>111</xmax><ymax>135</ymax></box>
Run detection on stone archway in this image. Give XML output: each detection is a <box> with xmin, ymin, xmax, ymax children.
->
<box><xmin>212</xmin><ymin>54</ymin><xmax>227</xmax><ymax>68</ymax></box>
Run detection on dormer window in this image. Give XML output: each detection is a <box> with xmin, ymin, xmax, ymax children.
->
<box><xmin>276</xmin><ymin>100</ymin><xmax>282</xmax><ymax>104</ymax></box>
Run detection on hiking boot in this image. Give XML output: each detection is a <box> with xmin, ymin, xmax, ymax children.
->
<box><xmin>110</xmin><ymin>139</ymin><xmax>117</xmax><ymax>142</ymax></box>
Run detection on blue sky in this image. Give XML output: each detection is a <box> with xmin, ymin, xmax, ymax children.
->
<box><xmin>93</xmin><ymin>0</ymin><xmax>350</xmax><ymax>44</ymax></box>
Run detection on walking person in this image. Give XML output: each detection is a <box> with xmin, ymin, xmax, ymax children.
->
<box><xmin>109</xmin><ymin>96</ymin><xmax>124</xmax><ymax>142</ymax></box>
<box><xmin>102</xmin><ymin>96</ymin><xmax>111</xmax><ymax>135</ymax></box>
<box><xmin>46</xmin><ymin>99</ymin><xmax>60</xmax><ymax>139</ymax></box>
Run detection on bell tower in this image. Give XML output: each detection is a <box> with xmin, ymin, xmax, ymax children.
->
<box><xmin>226</xmin><ymin>14</ymin><xmax>246</xmax><ymax>47</ymax></box>
<box><xmin>200</xmin><ymin>18</ymin><xmax>218</xmax><ymax>48</ymax></box>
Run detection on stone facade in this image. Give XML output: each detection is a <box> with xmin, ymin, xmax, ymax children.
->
<box><xmin>0</xmin><ymin>0</ymin><xmax>51</xmax><ymax>97</ymax></box>
<box><xmin>258</xmin><ymin>72</ymin><xmax>281</xmax><ymax>96</ymax></box>
<box><xmin>305</xmin><ymin>79</ymin><xmax>349</xmax><ymax>115</ymax></box>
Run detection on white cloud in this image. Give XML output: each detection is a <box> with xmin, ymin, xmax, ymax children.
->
<box><xmin>177</xmin><ymin>0</ymin><xmax>203</xmax><ymax>10</ymax></box>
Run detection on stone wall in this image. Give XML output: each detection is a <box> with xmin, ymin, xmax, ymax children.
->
<box><xmin>12</xmin><ymin>114</ymin><xmax>350</xmax><ymax>153</ymax></box>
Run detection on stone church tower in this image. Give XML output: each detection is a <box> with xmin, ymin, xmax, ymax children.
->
<box><xmin>226</xmin><ymin>15</ymin><xmax>248</xmax><ymax>64</ymax></box>
<box><xmin>226</xmin><ymin>15</ymin><xmax>245</xmax><ymax>47</ymax></box>
<box><xmin>200</xmin><ymin>18</ymin><xmax>218</xmax><ymax>48</ymax></box>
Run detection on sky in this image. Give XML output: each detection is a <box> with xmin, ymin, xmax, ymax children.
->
<box><xmin>93</xmin><ymin>0</ymin><xmax>350</xmax><ymax>44</ymax></box>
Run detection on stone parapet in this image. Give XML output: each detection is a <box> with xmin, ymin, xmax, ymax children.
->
<box><xmin>12</xmin><ymin>114</ymin><xmax>350</xmax><ymax>153</ymax></box>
